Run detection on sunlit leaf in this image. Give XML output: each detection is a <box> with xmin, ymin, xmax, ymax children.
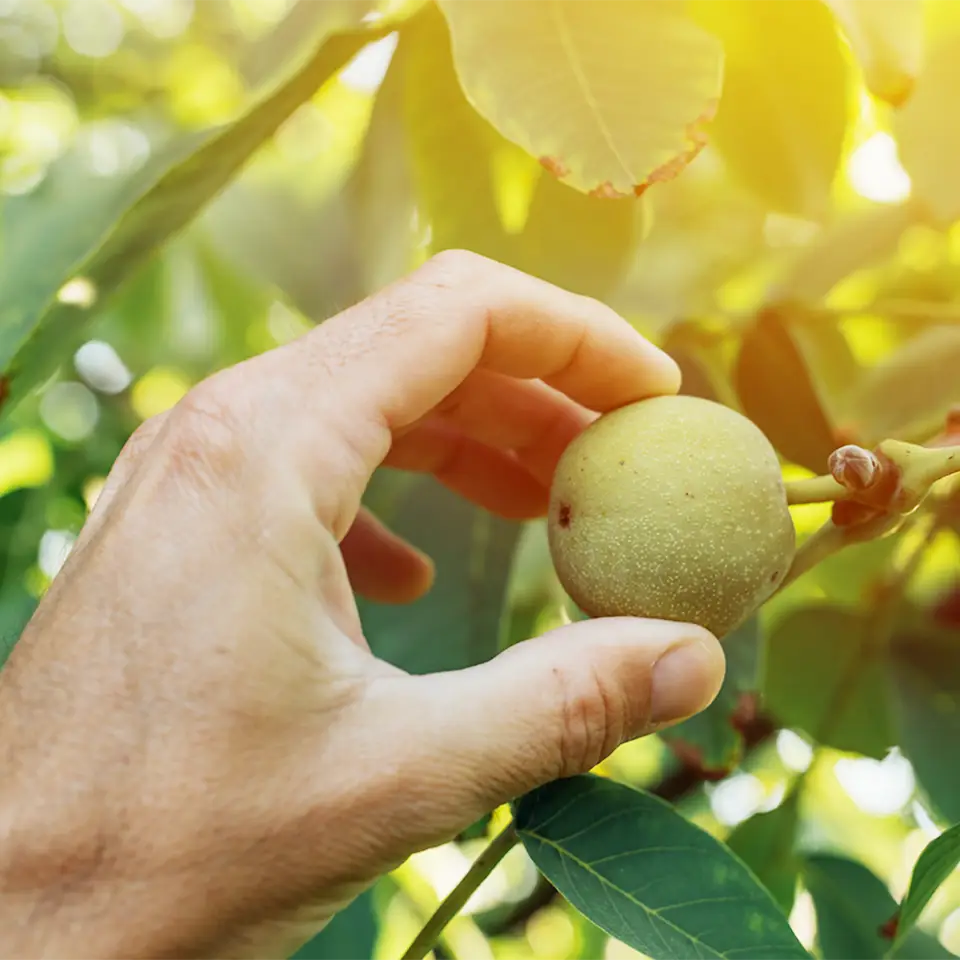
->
<box><xmin>662</xmin><ymin>318</ymin><xmax>737</xmax><ymax>404</ymax></box>
<box><xmin>889</xmin><ymin>626</ymin><xmax>960</xmax><ymax>823</ymax></box>
<box><xmin>292</xmin><ymin>888</ymin><xmax>379</xmax><ymax>959</ymax></box>
<box><xmin>804</xmin><ymin>854</ymin><xmax>953</xmax><ymax>960</ymax></box>
<box><xmin>897</xmin><ymin>32</ymin><xmax>960</xmax><ymax>224</ymax></box>
<box><xmin>401</xmin><ymin>3</ymin><xmax>513</xmax><ymax>259</ymax></box>
<box><xmin>660</xmin><ymin>617</ymin><xmax>761</xmax><ymax>776</ymax></box>
<box><xmin>846</xmin><ymin>325</ymin><xmax>960</xmax><ymax>446</ymax></box>
<box><xmin>822</xmin><ymin>0</ymin><xmax>923</xmax><ymax>107</ymax></box>
<box><xmin>513</xmin><ymin>170</ymin><xmax>644</xmax><ymax>300</ymax></box>
<box><xmin>690</xmin><ymin>0</ymin><xmax>850</xmax><ymax>220</ymax></box>
<box><xmin>896</xmin><ymin>32</ymin><xmax>960</xmax><ymax>224</ymax></box>
<box><xmin>359</xmin><ymin>470</ymin><xmax>521</xmax><ymax>674</ymax></box>
<box><xmin>346</xmin><ymin>32</ymin><xmax>417</xmax><ymax>294</ymax></box>
<box><xmin>204</xmin><ymin>178</ymin><xmax>364</xmax><ymax>322</ymax></box>
<box><xmin>764</xmin><ymin>606</ymin><xmax>895</xmax><ymax>759</ymax></box>
<box><xmin>726</xmin><ymin>790</ymin><xmax>801</xmax><ymax>916</ymax></box>
<box><xmin>514</xmin><ymin>774</ymin><xmax>809</xmax><ymax>960</ymax></box>
<box><xmin>734</xmin><ymin>305</ymin><xmax>839</xmax><ymax>474</ymax></box>
<box><xmin>771</xmin><ymin>201</ymin><xmax>921</xmax><ymax>305</ymax></box>
<box><xmin>893</xmin><ymin>823</ymin><xmax>960</xmax><ymax>953</ymax></box>
<box><xmin>436</xmin><ymin>0</ymin><xmax>723</xmax><ymax>199</ymax></box>
<box><xmin>777</xmin><ymin>303</ymin><xmax>860</xmax><ymax>433</ymax></box>
<box><xmin>241</xmin><ymin>0</ymin><xmax>421</xmax><ymax>94</ymax></box>
<box><xmin>0</xmin><ymin>22</ymin><xmax>392</xmax><ymax>422</ymax></box>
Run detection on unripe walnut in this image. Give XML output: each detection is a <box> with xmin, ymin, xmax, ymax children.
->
<box><xmin>548</xmin><ymin>395</ymin><xmax>796</xmax><ymax>639</ymax></box>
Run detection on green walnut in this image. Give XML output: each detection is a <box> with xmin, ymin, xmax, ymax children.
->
<box><xmin>548</xmin><ymin>395</ymin><xmax>796</xmax><ymax>639</ymax></box>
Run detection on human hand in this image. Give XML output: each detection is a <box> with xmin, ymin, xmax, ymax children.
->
<box><xmin>0</xmin><ymin>251</ymin><xmax>725</xmax><ymax>959</ymax></box>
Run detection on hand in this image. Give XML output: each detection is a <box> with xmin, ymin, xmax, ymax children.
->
<box><xmin>0</xmin><ymin>251</ymin><xmax>725</xmax><ymax>959</ymax></box>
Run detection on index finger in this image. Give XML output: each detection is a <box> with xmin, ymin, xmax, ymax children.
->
<box><xmin>276</xmin><ymin>249</ymin><xmax>680</xmax><ymax>431</ymax></box>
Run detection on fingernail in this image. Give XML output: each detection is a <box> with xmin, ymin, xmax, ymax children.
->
<box><xmin>650</xmin><ymin>638</ymin><xmax>722</xmax><ymax>724</ymax></box>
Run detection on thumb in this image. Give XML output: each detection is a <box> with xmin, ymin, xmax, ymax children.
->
<box><xmin>400</xmin><ymin>617</ymin><xmax>725</xmax><ymax>827</ymax></box>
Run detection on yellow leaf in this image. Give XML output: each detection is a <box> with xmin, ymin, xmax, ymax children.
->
<box><xmin>401</xmin><ymin>5</ymin><xmax>514</xmax><ymax>258</ymax></box>
<box><xmin>690</xmin><ymin>0</ymin><xmax>851</xmax><ymax>221</ymax></box>
<box><xmin>513</xmin><ymin>167</ymin><xmax>648</xmax><ymax>300</ymax></box>
<box><xmin>896</xmin><ymin>31</ymin><xmax>960</xmax><ymax>224</ymax></box>
<box><xmin>0</xmin><ymin>429</ymin><xmax>53</xmax><ymax>498</ymax></box>
<box><xmin>435</xmin><ymin>0</ymin><xmax>723</xmax><ymax>198</ymax></box>
<box><xmin>822</xmin><ymin>0</ymin><xmax>924</xmax><ymax>106</ymax></box>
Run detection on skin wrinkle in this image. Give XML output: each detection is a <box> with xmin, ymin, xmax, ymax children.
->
<box><xmin>0</xmin><ymin>251</ymin><xmax>722</xmax><ymax>959</ymax></box>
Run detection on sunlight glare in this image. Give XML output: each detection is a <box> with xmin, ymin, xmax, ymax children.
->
<box><xmin>340</xmin><ymin>32</ymin><xmax>399</xmax><ymax>94</ymax></box>
<box><xmin>833</xmin><ymin>749</ymin><xmax>915</xmax><ymax>816</ymax></box>
<box><xmin>848</xmin><ymin>132</ymin><xmax>911</xmax><ymax>204</ymax></box>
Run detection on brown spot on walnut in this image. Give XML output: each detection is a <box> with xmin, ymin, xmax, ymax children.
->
<box><xmin>539</xmin><ymin>155</ymin><xmax>569</xmax><ymax>178</ymax></box>
<box><xmin>0</xmin><ymin>377</ymin><xmax>9</xmax><ymax>410</ymax></box>
<box><xmin>558</xmin><ymin>502</ymin><xmax>572</xmax><ymax>528</ymax></box>
<box><xmin>879</xmin><ymin>915</ymin><xmax>899</xmax><ymax>940</ymax></box>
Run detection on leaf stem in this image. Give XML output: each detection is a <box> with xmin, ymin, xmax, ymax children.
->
<box><xmin>401</xmin><ymin>821</ymin><xmax>520</xmax><ymax>960</ymax></box>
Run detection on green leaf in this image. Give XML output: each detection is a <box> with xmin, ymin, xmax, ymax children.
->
<box><xmin>661</xmin><ymin>617</ymin><xmax>762</xmax><ymax>775</ymax></box>
<box><xmin>346</xmin><ymin>31</ymin><xmax>418</xmax><ymax>295</ymax></box>
<box><xmin>846</xmin><ymin>325</ymin><xmax>960</xmax><ymax>447</ymax></box>
<box><xmin>690</xmin><ymin>0</ymin><xmax>850</xmax><ymax>220</ymax></box>
<box><xmin>771</xmin><ymin>201</ymin><xmax>922</xmax><ymax>304</ymax></box>
<box><xmin>291</xmin><ymin>888</ymin><xmax>378</xmax><ymax>960</ymax></box>
<box><xmin>776</xmin><ymin>303</ymin><xmax>861</xmax><ymax>433</ymax></box>
<box><xmin>436</xmin><ymin>0</ymin><xmax>723</xmax><ymax>199</ymax></box>
<box><xmin>726</xmin><ymin>792</ymin><xmax>801</xmax><ymax>916</ymax></box>
<box><xmin>514</xmin><ymin>170</ymin><xmax>645</xmax><ymax>300</ymax></box>
<box><xmin>734</xmin><ymin>305</ymin><xmax>839</xmax><ymax>474</ymax></box>
<box><xmin>358</xmin><ymin>470</ymin><xmax>521</xmax><ymax>674</ymax></box>
<box><xmin>513</xmin><ymin>774</ymin><xmax>810</xmax><ymax>960</ymax></box>
<box><xmin>241</xmin><ymin>0</ymin><xmax>378</xmax><ymax>91</ymax></box>
<box><xmin>889</xmin><ymin>627</ymin><xmax>960</xmax><ymax>823</ymax></box>
<box><xmin>203</xmin><ymin>177</ymin><xmax>363</xmax><ymax>323</ymax></box>
<box><xmin>0</xmin><ymin>22</ymin><xmax>390</xmax><ymax>421</ymax></box>
<box><xmin>764</xmin><ymin>606</ymin><xmax>895</xmax><ymax>759</ymax></box>
<box><xmin>662</xmin><ymin>319</ymin><xmax>738</xmax><ymax>405</ymax></box>
<box><xmin>400</xmin><ymin>4</ymin><xmax>514</xmax><ymax>259</ymax></box>
<box><xmin>897</xmin><ymin>31</ymin><xmax>960</xmax><ymax>224</ymax></box>
<box><xmin>894</xmin><ymin>823</ymin><xmax>960</xmax><ymax>953</ymax></box>
<box><xmin>822</xmin><ymin>0</ymin><xmax>923</xmax><ymax>106</ymax></box>
<box><xmin>804</xmin><ymin>854</ymin><xmax>953</xmax><ymax>960</ymax></box>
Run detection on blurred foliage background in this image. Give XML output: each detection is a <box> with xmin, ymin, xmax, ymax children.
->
<box><xmin>2</xmin><ymin>0</ymin><xmax>960</xmax><ymax>957</ymax></box>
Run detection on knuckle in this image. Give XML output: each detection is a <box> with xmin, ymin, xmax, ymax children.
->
<box><xmin>163</xmin><ymin>375</ymin><xmax>248</xmax><ymax>485</ymax></box>
<box><xmin>554</xmin><ymin>663</ymin><xmax>626</xmax><ymax>779</ymax></box>
<box><xmin>415</xmin><ymin>248</ymin><xmax>488</xmax><ymax>288</ymax></box>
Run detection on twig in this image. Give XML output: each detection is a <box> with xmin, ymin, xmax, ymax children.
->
<box><xmin>785</xmin><ymin>475</ymin><xmax>850</xmax><ymax>506</ymax></box>
<box><xmin>401</xmin><ymin>822</ymin><xmax>519</xmax><ymax>960</ymax></box>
